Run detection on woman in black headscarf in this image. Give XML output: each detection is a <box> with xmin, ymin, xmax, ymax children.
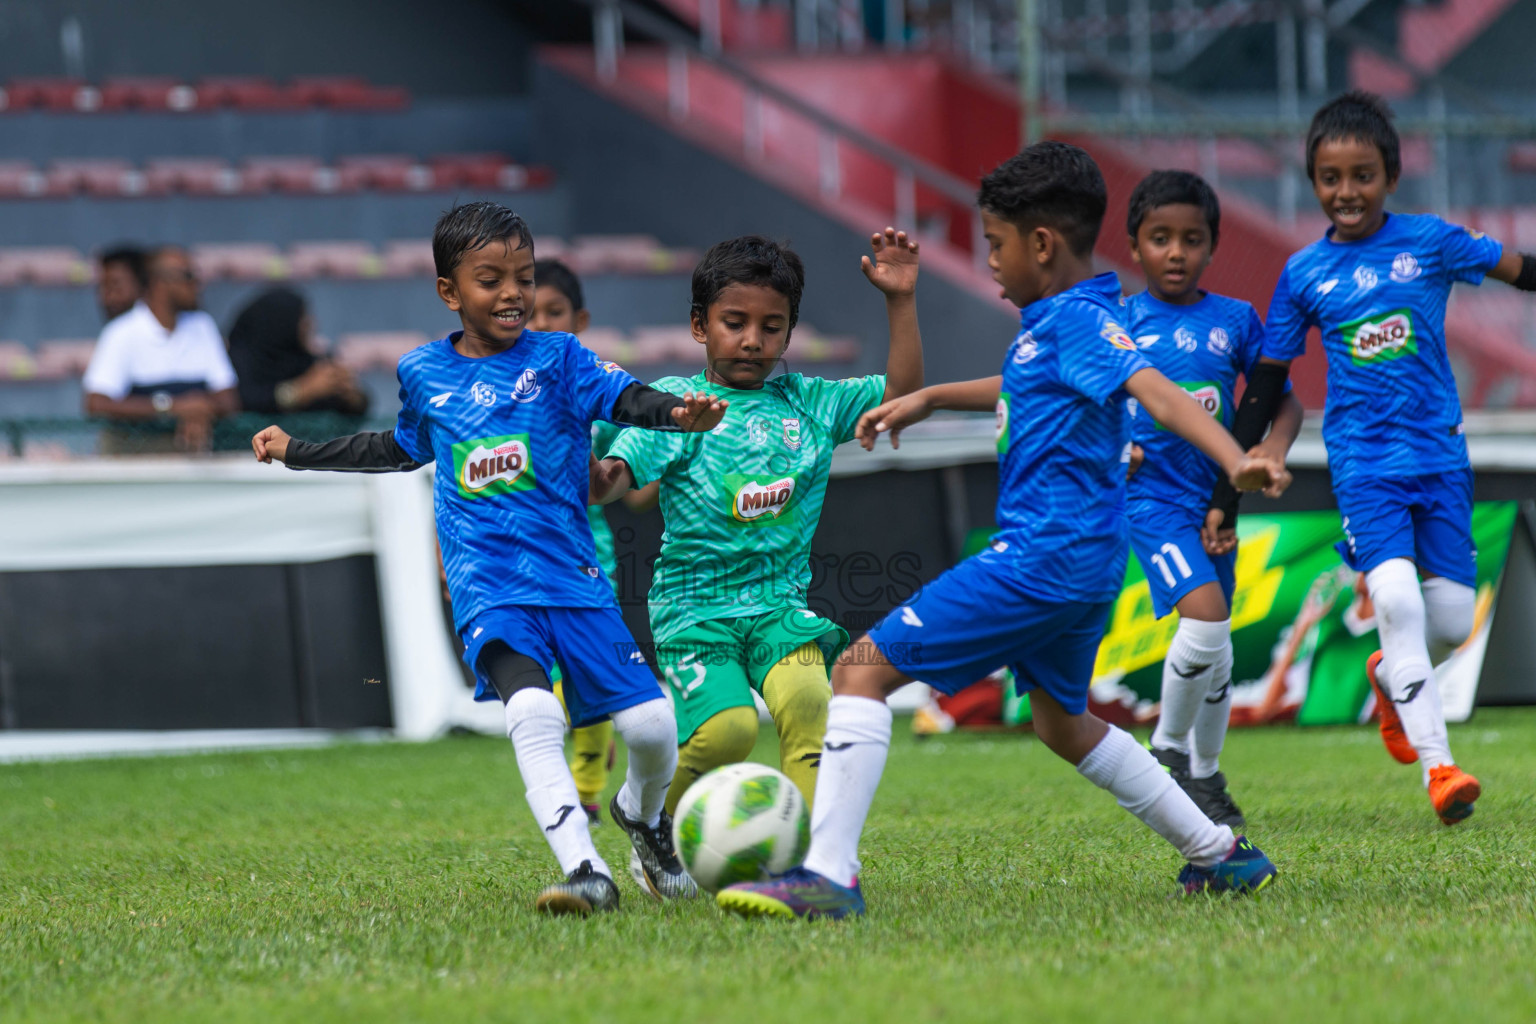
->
<box><xmin>227</xmin><ymin>287</ymin><xmax>368</xmax><ymax>415</ymax></box>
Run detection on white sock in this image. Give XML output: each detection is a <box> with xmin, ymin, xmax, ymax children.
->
<box><xmin>609</xmin><ymin>697</ymin><xmax>677</xmax><ymax>826</ymax></box>
<box><xmin>802</xmin><ymin>695</ymin><xmax>892</xmax><ymax>888</ymax></box>
<box><xmin>505</xmin><ymin>689</ymin><xmax>608</xmax><ymax>878</ymax></box>
<box><xmin>1190</xmin><ymin>642</ymin><xmax>1234</xmax><ymax>780</ymax></box>
<box><xmin>1077</xmin><ymin>725</ymin><xmax>1233</xmax><ymax>868</ymax></box>
<box><xmin>1366</xmin><ymin>559</ymin><xmax>1453</xmax><ymax>778</ymax></box>
<box><xmin>1421</xmin><ymin>576</ymin><xmax>1475</xmax><ymax>666</ymax></box>
<box><xmin>1152</xmin><ymin>617</ymin><xmax>1230</xmax><ymax>757</ymax></box>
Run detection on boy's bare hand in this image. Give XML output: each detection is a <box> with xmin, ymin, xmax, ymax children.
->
<box><xmin>252</xmin><ymin>425</ymin><xmax>292</xmax><ymax>464</ymax></box>
<box><xmin>1229</xmin><ymin>453</ymin><xmax>1281</xmax><ymax>493</ymax></box>
<box><xmin>861</xmin><ymin>227</ymin><xmax>920</xmax><ymax>297</ymax></box>
<box><xmin>1125</xmin><ymin>443</ymin><xmax>1144</xmax><ymax>480</ymax></box>
<box><xmin>672</xmin><ymin>392</ymin><xmax>729</xmax><ymax>432</ymax></box>
<box><xmin>855</xmin><ymin>389</ymin><xmax>932</xmax><ymax>450</ymax></box>
<box><xmin>588</xmin><ymin>454</ymin><xmax>630</xmax><ymax>505</ymax></box>
<box><xmin>1250</xmin><ymin>443</ymin><xmax>1293</xmax><ymax>497</ymax></box>
<box><xmin>1201</xmin><ymin>507</ymin><xmax>1237</xmax><ymax>555</ymax></box>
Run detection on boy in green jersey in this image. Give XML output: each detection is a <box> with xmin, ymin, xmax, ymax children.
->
<box><xmin>591</xmin><ymin>230</ymin><xmax>923</xmax><ymax>813</ymax></box>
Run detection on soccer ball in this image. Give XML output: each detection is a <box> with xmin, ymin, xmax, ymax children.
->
<box><xmin>671</xmin><ymin>762</ymin><xmax>810</xmax><ymax>894</ymax></box>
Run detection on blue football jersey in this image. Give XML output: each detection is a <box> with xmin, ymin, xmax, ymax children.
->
<box><xmin>994</xmin><ymin>272</ymin><xmax>1153</xmax><ymax>602</ymax></box>
<box><xmin>1263</xmin><ymin>212</ymin><xmax>1502</xmax><ymax>484</ymax></box>
<box><xmin>391</xmin><ymin>329</ymin><xmax>640</xmax><ymax>627</ymax></box>
<box><xmin>1125</xmin><ymin>290</ymin><xmax>1268</xmax><ymax>507</ymax></box>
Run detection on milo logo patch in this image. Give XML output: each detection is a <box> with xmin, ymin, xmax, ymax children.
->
<box><xmin>1156</xmin><ymin>382</ymin><xmax>1222</xmax><ymax>431</ymax></box>
<box><xmin>453</xmin><ymin>433</ymin><xmax>536</xmax><ymax>497</ymax></box>
<box><xmin>728</xmin><ymin>475</ymin><xmax>797</xmax><ymax>525</ymax></box>
<box><xmin>1342</xmin><ymin>308</ymin><xmax>1416</xmax><ymax>366</ymax></box>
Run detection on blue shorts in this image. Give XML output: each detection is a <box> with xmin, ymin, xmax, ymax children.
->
<box><xmin>1334</xmin><ymin>470</ymin><xmax>1475</xmax><ymax>587</ymax></box>
<box><xmin>460</xmin><ymin>605</ymin><xmax>662</xmax><ymax>727</ymax></box>
<box><xmin>866</xmin><ymin>547</ymin><xmax>1113</xmax><ymax>716</ymax></box>
<box><xmin>1128</xmin><ymin>499</ymin><xmax>1235</xmax><ymax>620</ymax></box>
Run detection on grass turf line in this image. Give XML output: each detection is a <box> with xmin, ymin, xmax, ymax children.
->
<box><xmin>2</xmin><ymin>711</ymin><xmax>1535</xmax><ymax>1023</ymax></box>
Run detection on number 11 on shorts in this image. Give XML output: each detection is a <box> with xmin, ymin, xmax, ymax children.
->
<box><xmin>1150</xmin><ymin>542</ymin><xmax>1193</xmax><ymax>587</ymax></box>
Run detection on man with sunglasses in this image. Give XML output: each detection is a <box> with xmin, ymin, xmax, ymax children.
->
<box><xmin>83</xmin><ymin>245</ymin><xmax>239</xmax><ymax>452</ymax></box>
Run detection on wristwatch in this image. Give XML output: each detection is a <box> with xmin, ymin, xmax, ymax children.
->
<box><xmin>151</xmin><ymin>390</ymin><xmax>174</xmax><ymax>414</ymax></box>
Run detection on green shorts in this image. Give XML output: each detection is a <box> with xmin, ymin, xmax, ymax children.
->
<box><xmin>656</xmin><ymin>609</ymin><xmax>848</xmax><ymax>743</ymax></box>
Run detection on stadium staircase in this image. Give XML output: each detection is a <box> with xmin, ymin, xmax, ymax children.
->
<box><xmin>541</xmin><ymin>0</ymin><xmax>1536</xmax><ymax>407</ymax></box>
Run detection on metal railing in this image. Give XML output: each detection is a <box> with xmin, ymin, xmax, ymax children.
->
<box><xmin>579</xmin><ymin>0</ymin><xmax>993</xmax><ymax>275</ymax></box>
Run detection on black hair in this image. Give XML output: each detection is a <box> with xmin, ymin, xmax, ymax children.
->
<box><xmin>99</xmin><ymin>244</ymin><xmax>148</xmax><ymax>289</ymax></box>
<box><xmin>533</xmin><ymin>258</ymin><xmax>584</xmax><ymax>312</ymax></box>
<box><xmin>1306</xmin><ymin>90</ymin><xmax>1400</xmax><ymax>183</ymax></box>
<box><xmin>432</xmin><ymin>201</ymin><xmax>532</xmax><ymax>279</ymax></box>
<box><xmin>977</xmin><ymin>140</ymin><xmax>1106</xmax><ymax>258</ymax></box>
<box><xmin>689</xmin><ymin>235</ymin><xmax>805</xmax><ymax>330</ymax></box>
<box><xmin>1126</xmin><ymin>169</ymin><xmax>1221</xmax><ymax>247</ymax></box>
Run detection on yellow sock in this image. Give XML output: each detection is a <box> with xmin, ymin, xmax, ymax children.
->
<box><xmin>761</xmin><ymin>642</ymin><xmax>831</xmax><ymax>812</ymax></box>
<box><xmin>664</xmin><ymin>705</ymin><xmax>759</xmax><ymax>815</ymax></box>
<box><xmin>553</xmin><ymin>679</ymin><xmax>614</xmax><ymax>806</ymax></box>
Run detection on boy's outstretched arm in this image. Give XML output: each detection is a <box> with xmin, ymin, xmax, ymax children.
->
<box><xmin>860</xmin><ymin>227</ymin><xmax>924</xmax><ymax>401</ymax></box>
<box><xmin>588</xmin><ymin>454</ymin><xmax>635</xmax><ymax>506</ymax></box>
<box><xmin>610</xmin><ymin>383</ymin><xmax>728</xmax><ymax>432</ymax></box>
<box><xmin>855</xmin><ymin>376</ymin><xmax>1001</xmax><ymax>450</ymax></box>
<box><xmin>1487</xmin><ymin>248</ymin><xmax>1536</xmax><ymax>290</ymax></box>
<box><xmin>1125</xmin><ymin>368</ymin><xmax>1279</xmax><ymax>493</ymax></box>
<box><xmin>252</xmin><ymin>425</ymin><xmax>424</xmax><ymax>472</ymax></box>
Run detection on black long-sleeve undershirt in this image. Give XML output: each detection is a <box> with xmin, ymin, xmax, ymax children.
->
<box><xmin>281</xmin><ymin>383</ymin><xmax>688</xmax><ymax>471</ymax></box>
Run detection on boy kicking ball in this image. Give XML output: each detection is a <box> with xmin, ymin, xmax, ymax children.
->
<box><xmin>252</xmin><ymin>202</ymin><xmax>725</xmax><ymax>914</ymax></box>
<box><xmin>1122</xmin><ymin>170</ymin><xmax>1304</xmax><ymax>827</ymax></box>
<box><xmin>1222</xmin><ymin>92</ymin><xmax>1536</xmax><ymax>825</ymax></box>
<box><xmin>719</xmin><ymin>142</ymin><xmax>1284</xmax><ymax>921</ymax></box>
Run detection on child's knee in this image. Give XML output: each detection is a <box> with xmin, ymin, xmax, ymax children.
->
<box><xmin>687</xmin><ymin>705</ymin><xmax>760</xmax><ymax>764</ymax></box>
<box><xmin>1365</xmin><ymin>559</ymin><xmax>1426</xmax><ymax>633</ymax></box>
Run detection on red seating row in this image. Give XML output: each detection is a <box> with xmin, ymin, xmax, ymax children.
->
<box><xmin>0</xmin><ymin>76</ymin><xmax>408</xmax><ymax>113</ymax></box>
<box><xmin>0</xmin><ymin>236</ymin><xmax>697</xmax><ymax>285</ymax></box>
<box><xmin>0</xmin><ymin>154</ymin><xmax>550</xmax><ymax>199</ymax></box>
<box><xmin>0</xmin><ymin>326</ymin><xmax>860</xmax><ymax>381</ymax></box>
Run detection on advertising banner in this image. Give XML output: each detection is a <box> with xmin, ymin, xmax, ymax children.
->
<box><xmin>1085</xmin><ymin>502</ymin><xmax>1519</xmax><ymax>727</ymax></box>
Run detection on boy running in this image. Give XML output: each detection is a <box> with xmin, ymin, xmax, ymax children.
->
<box><xmin>719</xmin><ymin>142</ymin><xmax>1284</xmax><ymax>920</ymax></box>
<box><xmin>1220</xmin><ymin>92</ymin><xmax>1536</xmax><ymax>825</ymax></box>
<box><xmin>1122</xmin><ymin>170</ymin><xmax>1304</xmax><ymax>827</ymax></box>
<box><xmin>590</xmin><ymin>231</ymin><xmax>922</xmax><ymax>829</ymax></box>
<box><xmin>252</xmin><ymin>202</ymin><xmax>726</xmax><ymax>914</ymax></box>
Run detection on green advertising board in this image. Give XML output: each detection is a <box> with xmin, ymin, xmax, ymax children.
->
<box><xmin>983</xmin><ymin>503</ymin><xmax>1518</xmax><ymax>728</ymax></box>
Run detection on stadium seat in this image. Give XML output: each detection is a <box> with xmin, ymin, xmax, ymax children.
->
<box><xmin>335</xmin><ymin>155</ymin><xmax>430</xmax><ymax>192</ymax></box>
<box><xmin>99</xmin><ymin>77</ymin><xmax>197</xmax><ymax>112</ymax></box>
<box><xmin>196</xmin><ymin>76</ymin><xmax>296</xmax><ymax>111</ymax></box>
<box><xmin>47</xmin><ymin>159</ymin><xmax>149</xmax><ymax>198</ymax></box>
<box><xmin>334</xmin><ymin>332</ymin><xmax>430</xmax><ymax>371</ymax></box>
<box><xmin>428</xmin><ymin>153</ymin><xmax>512</xmax><ymax>189</ymax></box>
<box><xmin>287</xmin><ymin>242</ymin><xmax>383</xmax><ymax>279</ymax></box>
<box><xmin>380</xmin><ymin>239</ymin><xmax>437</xmax><ymax>277</ymax></box>
<box><xmin>0</xmin><ymin>161</ymin><xmax>46</xmax><ymax>199</ymax></box>
<box><xmin>4</xmin><ymin>77</ymin><xmax>89</xmax><ymax>112</ymax></box>
<box><xmin>0</xmin><ymin>248</ymin><xmax>90</xmax><ymax>286</ymax></box>
<box><xmin>191</xmin><ymin>242</ymin><xmax>286</xmax><ymax>282</ymax></box>
<box><xmin>34</xmin><ymin>339</ymin><xmax>97</xmax><ymax>379</ymax></box>
<box><xmin>571</xmin><ymin>235</ymin><xmax>676</xmax><ymax>274</ymax></box>
<box><xmin>144</xmin><ymin>158</ymin><xmax>244</xmax><ymax>196</ymax></box>
<box><xmin>578</xmin><ymin>327</ymin><xmax>634</xmax><ymax>364</ymax></box>
<box><xmin>288</xmin><ymin>76</ymin><xmax>409</xmax><ymax>111</ymax></box>
<box><xmin>241</xmin><ymin>156</ymin><xmax>336</xmax><ymax>194</ymax></box>
<box><xmin>629</xmin><ymin>326</ymin><xmax>697</xmax><ymax>363</ymax></box>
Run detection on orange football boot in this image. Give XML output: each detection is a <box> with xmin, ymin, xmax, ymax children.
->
<box><xmin>1428</xmin><ymin>764</ymin><xmax>1481</xmax><ymax>826</ymax></box>
<box><xmin>1367</xmin><ymin>650</ymin><xmax>1419</xmax><ymax>764</ymax></box>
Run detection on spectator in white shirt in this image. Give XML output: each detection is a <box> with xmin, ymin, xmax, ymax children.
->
<box><xmin>83</xmin><ymin>245</ymin><xmax>240</xmax><ymax>452</ymax></box>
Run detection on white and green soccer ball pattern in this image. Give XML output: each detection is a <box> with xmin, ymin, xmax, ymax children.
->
<box><xmin>671</xmin><ymin>763</ymin><xmax>810</xmax><ymax>894</ymax></box>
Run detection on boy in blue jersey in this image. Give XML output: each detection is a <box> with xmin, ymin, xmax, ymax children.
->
<box><xmin>1122</xmin><ymin>170</ymin><xmax>1305</xmax><ymax>827</ymax></box>
<box><xmin>251</xmin><ymin>202</ymin><xmax>728</xmax><ymax>915</ymax></box>
<box><xmin>1222</xmin><ymin>92</ymin><xmax>1536</xmax><ymax>826</ymax></box>
<box><xmin>719</xmin><ymin>142</ymin><xmax>1286</xmax><ymax>920</ymax></box>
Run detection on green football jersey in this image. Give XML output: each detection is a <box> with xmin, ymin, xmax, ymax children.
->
<box><xmin>607</xmin><ymin>370</ymin><xmax>886</xmax><ymax>643</ymax></box>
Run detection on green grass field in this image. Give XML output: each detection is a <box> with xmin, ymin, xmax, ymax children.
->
<box><xmin>3</xmin><ymin>711</ymin><xmax>1535</xmax><ymax>1024</ymax></box>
